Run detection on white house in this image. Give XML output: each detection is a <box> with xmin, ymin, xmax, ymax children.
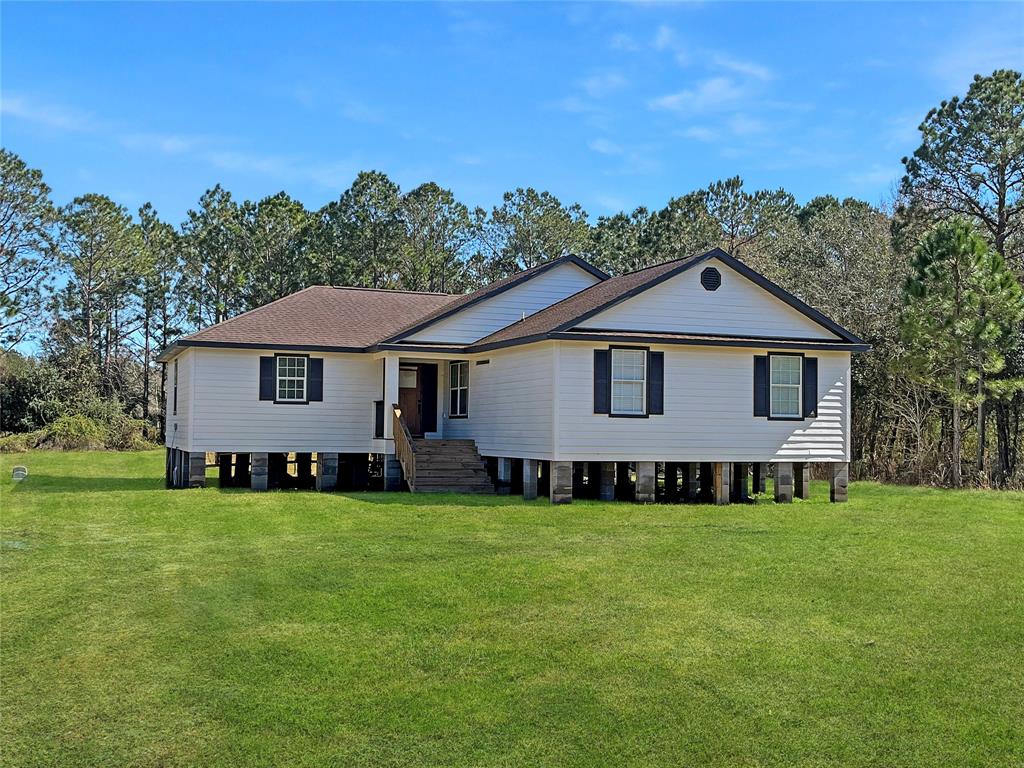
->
<box><xmin>157</xmin><ymin>248</ymin><xmax>868</xmax><ymax>503</ymax></box>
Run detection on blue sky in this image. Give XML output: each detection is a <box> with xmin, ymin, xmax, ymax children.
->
<box><xmin>2</xmin><ymin>2</ymin><xmax>1022</xmax><ymax>224</ymax></box>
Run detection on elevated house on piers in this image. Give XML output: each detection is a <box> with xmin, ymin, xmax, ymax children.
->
<box><xmin>156</xmin><ymin>248</ymin><xmax>868</xmax><ymax>504</ymax></box>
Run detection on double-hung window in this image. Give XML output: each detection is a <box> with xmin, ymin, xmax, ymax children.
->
<box><xmin>770</xmin><ymin>355</ymin><xmax>802</xmax><ymax>418</ymax></box>
<box><xmin>277</xmin><ymin>356</ymin><xmax>307</xmax><ymax>402</ymax></box>
<box><xmin>611</xmin><ymin>348</ymin><xmax>646</xmax><ymax>416</ymax></box>
<box><xmin>449</xmin><ymin>361</ymin><xmax>469</xmax><ymax>417</ymax></box>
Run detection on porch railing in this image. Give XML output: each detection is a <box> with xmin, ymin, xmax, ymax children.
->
<box><xmin>392</xmin><ymin>403</ymin><xmax>416</xmax><ymax>491</ymax></box>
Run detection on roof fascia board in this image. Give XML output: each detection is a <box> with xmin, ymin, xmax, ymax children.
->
<box><xmin>549</xmin><ymin>250</ymin><xmax>721</xmax><ymax>334</ymax></box>
<box><xmin>382</xmin><ymin>255</ymin><xmax>608</xmax><ymax>344</ymax></box>
<box><xmin>548</xmin><ymin>331</ymin><xmax>870</xmax><ymax>352</ymax></box>
<box><xmin>710</xmin><ymin>250</ymin><xmax>866</xmax><ymax>344</ymax></box>
<box><xmin>555</xmin><ymin>247</ymin><xmax>864</xmax><ymax>345</ymax></box>
<box><xmin>164</xmin><ymin>339</ymin><xmax>366</xmax><ymax>356</ymax></box>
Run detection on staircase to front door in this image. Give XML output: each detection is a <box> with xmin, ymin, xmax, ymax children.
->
<box><xmin>391</xmin><ymin>404</ymin><xmax>494</xmax><ymax>493</ymax></box>
<box><xmin>410</xmin><ymin>439</ymin><xmax>495</xmax><ymax>493</ymax></box>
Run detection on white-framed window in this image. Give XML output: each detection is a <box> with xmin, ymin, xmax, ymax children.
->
<box><xmin>276</xmin><ymin>355</ymin><xmax>308</xmax><ymax>402</ymax></box>
<box><xmin>770</xmin><ymin>354</ymin><xmax>802</xmax><ymax>418</ymax></box>
<box><xmin>611</xmin><ymin>348</ymin><xmax>646</xmax><ymax>415</ymax></box>
<box><xmin>172</xmin><ymin>360</ymin><xmax>178</xmax><ymax>415</ymax></box>
<box><xmin>449</xmin><ymin>361</ymin><xmax>469</xmax><ymax>417</ymax></box>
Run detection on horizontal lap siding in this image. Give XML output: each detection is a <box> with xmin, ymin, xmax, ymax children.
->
<box><xmin>556</xmin><ymin>342</ymin><xmax>850</xmax><ymax>462</ymax></box>
<box><xmin>190</xmin><ymin>349</ymin><xmax>379</xmax><ymax>453</ymax></box>
<box><xmin>165</xmin><ymin>349</ymin><xmax>192</xmax><ymax>450</ymax></box>
<box><xmin>406</xmin><ymin>263</ymin><xmax>600</xmax><ymax>344</ymax></box>
<box><xmin>444</xmin><ymin>344</ymin><xmax>554</xmax><ymax>460</ymax></box>
<box><xmin>578</xmin><ymin>257</ymin><xmax>841</xmax><ymax>340</ymax></box>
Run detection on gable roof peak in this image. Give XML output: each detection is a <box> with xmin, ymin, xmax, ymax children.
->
<box><xmin>382</xmin><ymin>253</ymin><xmax>608</xmax><ymax>343</ymax></box>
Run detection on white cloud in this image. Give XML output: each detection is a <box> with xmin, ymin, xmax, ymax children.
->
<box><xmin>712</xmin><ymin>54</ymin><xmax>773</xmax><ymax>82</ymax></box>
<box><xmin>342</xmin><ymin>101</ymin><xmax>384</xmax><ymax>124</ymax></box>
<box><xmin>588</xmin><ymin>138</ymin><xmax>623</xmax><ymax>155</ymax></box>
<box><xmin>454</xmin><ymin>154</ymin><xmax>482</xmax><ymax>166</ymax></box>
<box><xmin>551</xmin><ymin>95</ymin><xmax>596</xmax><ymax>114</ymax></box>
<box><xmin>727</xmin><ymin>113</ymin><xmax>765</xmax><ymax>136</ymax></box>
<box><xmin>928</xmin><ymin>23</ymin><xmax>1024</xmax><ymax>92</ymax></box>
<box><xmin>581</xmin><ymin>72</ymin><xmax>628</xmax><ymax>99</ymax></box>
<box><xmin>847</xmin><ymin>163</ymin><xmax>899</xmax><ymax>188</ymax></box>
<box><xmin>682</xmin><ymin>126</ymin><xmax>717</xmax><ymax>142</ymax></box>
<box><xmin>610</xmin><ymin>33</ymin><xmax>640</xmax><ymax>52</ymax></box>
<box><xmin>652</xmin><ymin>24</ymin><xmax>675</xmax><ymax>51</ymax></box>
<box><xmin>206</xmin><ymin>149</ymin><xmax>293</xmax><ymax>177</ymax></box>
<box><xmin>0</xmin><ymin>94</ymin><xmax>97</xmax><ymax>131</ymax></box>
<box><xmin>651</xmin><ymin>24</ymin><xmax>688</xmax><ymax>65</ymax></box>
<box><xmin>648</xmin><ymin>77</ymin><xmax>743</xmax><ymax>113</ymax></box>
<box><xmin>594</xmin><ymin>194</ymin><xmax>628</xmax><ymax>212</ymax></box>
<box><xmin>119</xmin><ymin>132</ymin><xmax>203</xmax><ymax>154</ymax></box>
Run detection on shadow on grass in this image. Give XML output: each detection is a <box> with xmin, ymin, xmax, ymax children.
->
<box><xmin>7</xmin><ymin>475</ymin><xmax>166</xmax><ymax>493</ymax></box>
<box><xmin>332</xmin><ymin>491</ymin><xmax>547</xmax><ymax>508</ymax></box>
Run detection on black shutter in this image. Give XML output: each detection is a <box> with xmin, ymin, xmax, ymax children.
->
<box><xmin>308</xmin><ymin>358</ymin><xmax>323</xmax><ymax>402</ymax></box>
<box><xmin>594</xmin><ymin>349</ymin><xmax>611</xmax><ymax>414</ymax></box>
<box><xmin>753</xmin><ymin>356</ymin><xmax>769</xmax><ymax>417</ymax></box>
<box><xmin>259</xmin><ymin>357</ymin><xmax>275</xmax><ymax>400</ymax></box>
<box><xmin>647</xmin><ymin>351</ymin><xmax>664</xmax><ymax>415</ymax></box>
<box><xmin>421</xmin><ymin>364</ymin><xmax>438</xmax><ymax>432</ymax></box>
<box><xmin>802</xmin><ymin>357</ymin><xmax>818</xmax><ymax>418</ymax></box>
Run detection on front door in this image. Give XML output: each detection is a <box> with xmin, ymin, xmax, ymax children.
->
<box><xmin>397</xmin><ymin>363</ymin><xmax>438</xmax><ymax>438</ymax></box>
<box><xmin>399</xmin><ymin>366</ymin><xmax>421</xmax><ymax>436</ymax></box>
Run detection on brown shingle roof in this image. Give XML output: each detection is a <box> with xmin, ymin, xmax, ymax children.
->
<box><xmin>166</xmin><ymin>286</ymin><xmax>458</xmax><ymax>355</ymax></box>
<box><xmin>159</xmin><ymin>248</ymin><xmax>865</xmax><ymax>360</ymax></box>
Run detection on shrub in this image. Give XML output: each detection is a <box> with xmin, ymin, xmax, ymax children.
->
<box><xmin>104</xmin><ymin>416</ymin><xmax>152</xmax><ymax>451</ymax></box>
<box><xmin>42</xmin><ymin>415</ymin><xmax>106</xmax><ymax>450</ymax></box>
<box><xmin>0</xmin><ymin>432</ymin><xmax>39</xmax><ymax>453</ymax></box>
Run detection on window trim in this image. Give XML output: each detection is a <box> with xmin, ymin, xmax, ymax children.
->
<box><xmin>609</xmin><ymin>345</ymin><xmax>649</xmax><ymax>419</ymax></box>
<box><xmin>768</xmin><ymin>352</ymin><xmax>804</xmax><ymax>421</ymax></box>
<box><xmin>448</xmin><ymin>360</ymin><xmax>469</xmax><ymax>418</ymax></box>
<box><xmin>274</xmin><ymin>353</ymin><xmax>311</xmax><ymax>405</ymax></box>
<box><xmin>172</xmin><ymin>359</ymin><xmax>178</xmax><ymax>416</ymax></box>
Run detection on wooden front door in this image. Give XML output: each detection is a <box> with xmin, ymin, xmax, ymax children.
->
<box><xmin>399</xmin><ymin>366</ymin><xmax>421</xmax><ymax>436</ymax></box>
<box><xmin>397</xmin><ymin>363</ymin><xmax>438</xmax><ymax>437</ymax></box>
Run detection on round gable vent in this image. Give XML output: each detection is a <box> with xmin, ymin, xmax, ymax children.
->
<box><xmin>700</xmin><ymin>267</ymin><xmax>722</xmax><ymax>291</ymax></box>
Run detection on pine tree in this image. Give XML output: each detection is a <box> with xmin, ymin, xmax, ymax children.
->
<box><xmin>902</xmin><ymin>218</ymin><xmax>1024</xmax><ymax>486</ymax></box>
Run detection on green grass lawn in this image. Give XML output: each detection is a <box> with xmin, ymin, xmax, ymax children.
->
<box><xmin>1</xmin><ymin>451</ymin><xmax>1022</xmax><ymax>767</ymax></box>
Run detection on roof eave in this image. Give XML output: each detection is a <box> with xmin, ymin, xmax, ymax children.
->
<box><xmin>547</xmin><ymin>330</ymin><xmax>871</xmax><ymax>353</ymax></box>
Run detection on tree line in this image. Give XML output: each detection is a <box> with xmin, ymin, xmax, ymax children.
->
<box><xmin>1</xmin><ymin>70</ymin><xmax>1022</xmax><ymax>487</ymax></box>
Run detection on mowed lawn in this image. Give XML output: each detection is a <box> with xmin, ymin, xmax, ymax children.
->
<box><xmin>1</xmin><ymin>452</ymin><xmax>1022</xmax><ymax>768</ymax></box>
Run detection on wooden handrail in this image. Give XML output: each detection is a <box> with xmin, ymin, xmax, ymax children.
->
<box><xmin>392</xmin><ymin>403</ymin><xmax>416</xmax><ymax>491</ymax></box>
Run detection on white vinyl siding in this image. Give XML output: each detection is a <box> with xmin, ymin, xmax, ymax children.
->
<box><xmin>276</xmin><ymin>356</ymin><xmax>307</xmax><ymax>402</ymax></box>
<box><xmin>188</xmin><ymin>348</ymin><xmax>379</xmax><ymax>453</ymax></box>
<box><xmin>444</xmin><ymin>343</ymin><xmax>555</xmax><ymax>459</ymax></box>
<box><xmin>770</xmin><ymin>355</ymin><xmax>802</xmax><ymax>418</ymax></box>
<box><xmin>611</xmin><ymin>349</ymin><xmax>646</xmax><ymax>415</ymax></box>
<box><xmin>556</xmin><ymin>342</ymin><xmax>850</xmax><ymax>462</ymax></box>
<box><xmin>578</xmin><ymin>257</ymin><xmax>842</xmax><ymax>340</ymax></box>
<box><xmin>406</xmin><ymin>262</ymin><xmax>601</xmax><ymax>344</ymax></box>
<box><xmin>164</xmin><ymin>349</ymin><xmax>193</xmax><ymax>450</ymax></box>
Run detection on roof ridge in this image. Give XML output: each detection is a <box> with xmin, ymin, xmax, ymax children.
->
<box><xmin>324</xmin><ymin>285</ymin><xmax>456</xmax><ymax>296</ymax></box>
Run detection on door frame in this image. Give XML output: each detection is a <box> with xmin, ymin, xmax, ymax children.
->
<box><xmin>398</xmin><ymin>362</ymin><xmax>439</xmax><ymax>437</ymax></box>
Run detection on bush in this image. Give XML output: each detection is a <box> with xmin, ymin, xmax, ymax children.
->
<box><xmin>0</xmin><ymin>432</ymin><xmax>40</xmax><ymax>453</ymax></box>
<box><xmin>104</xmin><ymin>416</ymin><xmax>153</xmax><ymax>451</ymax></box>
<box><xmin>42</xmin><ymin>415</ymin><xmax>107</xmax><ymax>450</ymax></box>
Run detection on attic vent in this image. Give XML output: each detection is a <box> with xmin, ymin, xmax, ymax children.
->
<box><xmin>701</xmin><ymin>267</ymin><xmax>722</xmax><ymax>291</ymax></box>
